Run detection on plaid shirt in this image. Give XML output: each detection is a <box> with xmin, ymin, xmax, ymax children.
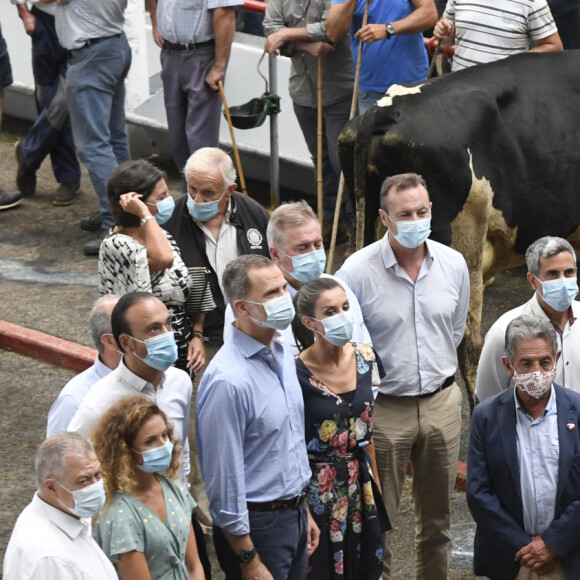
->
<box><xmin>264</xmin><ymin>0</ymin><xmax>353</xmax><ymax>108</ymax></box>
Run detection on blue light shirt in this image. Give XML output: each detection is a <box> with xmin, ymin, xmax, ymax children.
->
<box><xmin>336</xmin><ymin>234</ymin><xmax>470</xmax><ymax>396</ymax></box>
<box><xmin>196</xmin><ymin>326</ymin><xmax>311</xmax><ymax>535</ymax></box>
<box><xmin>515</xmin><ymin>386</ymin><xmax>559</xmax><ymax>535</ymax></box>
<box><xmin>46</xmin><ymin>354</ymin><xmax>113</xmax><ymax>437</ymax></box>
<box><xmin>156</xmin><ymin>0</ymin><xmax>243</xmax><ymax>45</ymax></box>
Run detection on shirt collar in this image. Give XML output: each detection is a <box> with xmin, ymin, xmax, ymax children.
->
<box><xmin>531</xmin><ymin>292</ymin><xmax>577</xmax><ymax>329</ymax></box>
<box><xmin>117</xmin><ymin>358</ymin><xmax>164</xmax><ymax>393</ymax></box>
<box><xmin>514</xmin><ymin>383</ymin><xmax>557</xmax><ymax>421</ymax></box>
<box><xmin>94</xmin><ymin>354</ymin><xmax>113</xmax><ymax>380</ymax></box>
<box><xmin>31</xmin><ymin>493</ymin><xmax>89</xmax><ymax>541</ymax></box>
<box><xmin>380</xmin><ymin>232</ymin><xmax>434</xmax><ymax>269</ymax></box>
<box><xmin>231</xmin><ymin>325</ymin><xmax>284</xmax><ymax>358</ymax></box>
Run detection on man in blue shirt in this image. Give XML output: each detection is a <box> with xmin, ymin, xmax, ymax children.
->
<box><xmin>326</xmin><ymin>0</ymin><xmax>437</xmax><ymax>112</ymax></box>
<box><xmin>468</xmin><ymin>314</ymin><xmax>580</xmax><ymax>579</ymax></box>
<box><xmin>197</xmin><ymin>254</ymin><xmax>319</xmax><ymax>579</ymax></box>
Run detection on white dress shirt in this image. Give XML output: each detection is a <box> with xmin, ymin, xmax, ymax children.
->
<box><xmin>3</xmin><ymin>493</ymin><xmax>117</xmax><ymax>580</ymax></box>
<box><xmin>336</xmin><ymin>234</ymin><xmax>470</xmax><ymax>396</ymax></box>
<box><xmin>476</xmin><ymin>296</ymin><xmax>580</xmax><ymax>403</ymax></box>
<box><xmin>67</xmin><ymin>359</ymin><xmax>192</xmax><ymax>480</ymax></box>
<box><xmin>47</xmin><ymin>354</ymin><xmax>113</xmax><ymax>437</ymax></box>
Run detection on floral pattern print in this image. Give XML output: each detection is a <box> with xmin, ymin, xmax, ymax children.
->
<box><xmin>296</xmin><ymin>343</ymin><xmax>390</xmax><ymax>580</ymax></box>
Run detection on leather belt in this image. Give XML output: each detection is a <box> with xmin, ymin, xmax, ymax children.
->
<box><xmin>379</xmin><ymin>375</ymin><xmax>455</xmax><ymax>399</ymax></box>
<box><xmin>247</xmin><ymin>489</ymin><xmax>308</xmax><ymax>512</ymax></box>
<box><xmin>82</xmin><ymin>33</ymin><xmax>121</xmax><ymax>48</ymax></box>
<box><xmin>163</xmin><ymin>39</ymin><xmax>215</xmax><ymax>51</ymax></box>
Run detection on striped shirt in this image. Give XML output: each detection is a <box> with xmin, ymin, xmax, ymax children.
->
<box><xmin>443</xmin><ymin>0</ymin><xmax>558</xmax><ymax>71</ymax></box>
<box><xmin>263</xmin><ymin>0</ymin><xmax>353</xmax><ymax>108</ymax></box>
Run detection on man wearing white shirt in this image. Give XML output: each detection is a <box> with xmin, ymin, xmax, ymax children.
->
<box><xmin>336</xmin><ymin>173</ymin><xmax>470</xmax><ymax>579</ymax></box>
<box><xmin>47</xmin><ymin>296</ymin><xmax>121</xmax><ymax>436</ymax></box>
<box><xmin>3</xmin><ymin>432</ymin><xmax>117</xmax><ymax>580</ymax></box>
<box><xmin>476</xmin><ymin>236</ymin><xmax>580</xmax><ymax>404</ymax></box>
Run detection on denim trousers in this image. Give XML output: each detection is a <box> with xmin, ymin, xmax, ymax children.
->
<box><xmin>66</xmin><ymin>34</ymin><xmax>132</xmax><ymax>228</ymax></box>
<box><xmin>293</xmin><ymin>98</ymin><xmax>355</xmax><ymax>225</ymax></box>
<box><xmin>213</xmin><ymin>502</ymin><xmax>309</xmax><ymax>580</ymax></box>
<box><xmin>358</xmin><ymin>90</ymin><xmax>386</xmax><ymax>114</ymax></box>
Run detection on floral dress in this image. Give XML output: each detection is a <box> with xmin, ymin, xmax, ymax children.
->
<box><xmin>295</xmin><ymin>343</ymin><xmax>390</xmax><ymax>580</ymax></box>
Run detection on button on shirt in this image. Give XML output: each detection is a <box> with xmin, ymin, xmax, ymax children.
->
<box><xmin>156</xmin><ymin>0</ymin><xmax>242</xmax><ymax>45</ymax></box>
<box><xmin>67</xmin><ymin>359</ymin><xmax>192</xmax><ymax>480</ymax></box>
<box><xmin>3</xmin><ymin>493</ymin><xmax>117</xmax><ymax>580</ymax></box>
<box><xmin>196</xmin><ymin>326</ymin><xmax>311</xmax><ymax>535</ymax></box>
<box><xmin>47</xmin><ymin>354</ymin><xmax>113</xmax><ymax>437</ymax></box>
<box><xmin>515</xmin><ymin>386</ymin><xmax>559</xmax><ymax>536</ymax></box>
<box><xmin>336</xmin><ymin>234</ymin><xmax>470</xmax><ymax>396</ymax></box>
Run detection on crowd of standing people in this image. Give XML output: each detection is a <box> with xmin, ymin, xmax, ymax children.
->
<box><xmin>1</xmin><ymin>0</ymin><xmax>580</xmax><ymax>578</ymax></box>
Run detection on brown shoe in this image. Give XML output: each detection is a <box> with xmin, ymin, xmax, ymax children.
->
<box><xmin>52</xmin><ymin>182</ymin><xmax>80</xmax><ymax>206</ymax></box>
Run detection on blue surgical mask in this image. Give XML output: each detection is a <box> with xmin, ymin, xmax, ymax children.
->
<box><xmin>278</xmin><ymin>248</ymin><xmax>326</xmax><ymax>283</ymax></box>
<box><xmin>130</xmin><ymin>331</ymin><xmax>178</xmax><ymax>371</ymax></box>
<box><xmin>56</xmin><ymin>479</ymin><xmax>106</xmax><ymax>518</ymax></box>
<box><xmin>312</xmin><ymin>310</ymin><xmax>354</xmax><ymax>347</ymax></box>
<box><xmin>387</xmin><ymin>215</ymin><xmax>431</xmax><ymax>249</ymax></box>
<box><xmin>186</xmin><ymin>189</ymin><xmax>227</xmax><ymax>222</ymax></box>
<box><xmin>148</xmin><ymin>196</ymin><xmax>175</xmax><ymax>225</ymax></box>
<box><xmin>245</xmin><ymin>293</ymin><xmax>296</xmax><ymax>330</ymax></box>
<box><xmin>535</xmin><ymin>276</ymin><xmax>579</xmax><ymax>312</ymax></box>
<box><xmin>134</xmin><ymin>440</ymin><xmax>174</xmax><ymax>473</ymax></box>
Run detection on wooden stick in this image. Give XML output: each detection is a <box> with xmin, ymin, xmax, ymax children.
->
<box><xmin>218</xmin><ymin>80</ymin><xmax>248</xmax><ymax>195</ymax></box>
<box><xmin>427</xmin><ymin>39</ymin><xmax>442</xmax><ymax>80</ymax></box>
<box><xmin>326</xmin><ymin>0</ymin><xmax>370</xmax><ymax>273</ymax></box>
<box><xmin>317</xmin><ymin>57</ymin><xmax>323</xmax><ymax>224</ymax></box>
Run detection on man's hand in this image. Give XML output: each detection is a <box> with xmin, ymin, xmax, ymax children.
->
<box><xmin>17</xmin><ymin>6</ymin><xmax>35</xmax><ymax>36</ymax></box>
<box><xmin>300</xmin><ymin>41</ymin><xmax>335</xmax><ymax>58</ymax></box>
<box><xmin>515</xmin><ymin>536</ymin><xmax>557</xmax><ymax>571</ymax></box>
<box><xmin>264</xmin><ymin>31</ymin><xmax>286</xmax><ymax>57</ymax></box>
<box><xmin>152</xmin><ymin>25</ymin><xmax>165</xmax><ymax>49</ymax></box>
<box><xmin>306</xmin><ymin>505</ymin><xmax>321</xmax><ymax>557</ymax></box>
<box><xmin>240</xmin><ymin>559</ymin><xmax>274</xmax><ymax>580</ymax></box>
<box><xmin>205</xmin><ymin>65</ymin><xmax>226</xmax><ymax>91</ymax></box>
<box><xmin>354</xmin><ymin>23</ymin><xmax>388</xmax><ymax>44</ymax></box>
<box><xmin>433</xmin><ymin>18</ymin><xmax>454</xmax><ymax>42</ymax></box>
<box><xmin>186</xmin><ymin>337</ymin><xmax>205</xmax><ymax>372</ymax></box>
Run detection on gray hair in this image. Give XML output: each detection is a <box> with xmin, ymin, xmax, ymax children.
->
<box><xmin>89</xmin><ymin>296</ymin><xmax>119</xmax><ymax>353</ymax></box>
<box><xmin>183</xmin><ymin>147</ymin><xmax>237</xmax><ymax>189</ymax></box>
<box><xmin>525</xmin><ymin>236</ymin><xmax>576</xmax><ymax>277</ymax></box>
<box><xmin>35</xmin><ymin>432</ymin><xmax>95</xmax><ymax>490</ymax></box>
<box><xmin>222</xmin><ymin>254</ymin><xmax>276</xmax><ymax>314</ymax></box>
<box><xmin>379</xmin><ymin>172</ymin><xmax>429</xmax><ymax>211</ymax></box>
<box><xmin>504</xmin><ymin>314</ymin><xmax>558</xmax><ymax>362</ymax></box>
<box><xmin>266</xmin><ymin>201</ymin><xmax>319</xmax><ymax>250</ymax></box>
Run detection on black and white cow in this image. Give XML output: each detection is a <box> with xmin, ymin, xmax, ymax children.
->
<box><xmin>338</xmin><ymin>50</ymin><xmax>580</xmax><ymax>406</ymax></box>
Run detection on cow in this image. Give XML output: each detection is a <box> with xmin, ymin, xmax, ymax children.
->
<box><xmin>338</xmin><ymin>50</ymin><xmax>580</xmax><ymax>408</ymax></box>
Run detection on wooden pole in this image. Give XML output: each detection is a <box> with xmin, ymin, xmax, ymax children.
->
<box><xmin>218</xmin><ymin>80</ymin><xmax>248</xmax><ymax>195</ymax></box>
<box><xmin>317</xmin><ymin>57</ymin><xmax>323</xmax><ymax>224</ymax></box>
<box><xmin>326</xmin><ymin>0</ymin><xmax>370</xmax><ymax>273</ymax></box>
<box><xmin>427</xmin><ymin>39</ymin><xmax>442</xmax><ymax>80</ymax></box>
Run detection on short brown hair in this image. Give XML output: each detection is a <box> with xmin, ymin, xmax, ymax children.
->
<box><xmin>379</xmin><ymin>173</ymin><xmax>428</xmax><ymax>211</ymax></box>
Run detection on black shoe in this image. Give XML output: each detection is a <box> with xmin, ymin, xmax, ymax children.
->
<box><xmin>52</xmin><ymin>182</ymin><xmax>81</xmax><ymax>206</ymax></box>
<box><xmin>80</xmin><ymin>212</ymin><xmax>103</xmax><ymax>232</ymax></box>
<box><xmin>15</xmin><ymin>141</ymin><xmax>37</xmax><ymax>197</ymax></box>
<box><xmin>0</xmin><ymin>188</ymin><xmax>23</xmax><ymax>211</ymax></box>
<box><xmin>83</xmin><ymin>229</ymin><xmax>110</xmax><ymax>257</ymax></box>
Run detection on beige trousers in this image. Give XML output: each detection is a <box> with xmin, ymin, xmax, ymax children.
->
<box><xmin>516</xmin><ymin>561</ymin><xmax>567</xmax><ymax>579</ymax></box>
<box><xmin>373</xmin><ymin>383</ymin><xmax>463</xmax><ymax>580</ymax></box>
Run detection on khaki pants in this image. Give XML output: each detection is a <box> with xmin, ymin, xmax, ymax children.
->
<box><xmin>516</xmin><ymin>561</ymin><xmax>567</xmax><ymax>579</ymax></box>
<box><xmin>189</xmin><ymin>342</ymin><xmax>221</xmax><ymax>530</ymax></box>
<box><xmin>373</xmin><ymin>383</ymin><xmax>462</xmax><ymax>580</ymax></box>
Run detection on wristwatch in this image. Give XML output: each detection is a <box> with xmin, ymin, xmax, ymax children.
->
<box><xmin>385</xmin><ymin>23</ymin><xmax>396</xmax><ymax>39</ymax></box>
<box><xmin>237</xmin><ymin>548</ymin><xmax>257</xmax><ymax>564</ymax></box>
<box><xmin>141</xmin><ymin>215</ymin><xmax>155</xmax><ymax>227</ymax></box>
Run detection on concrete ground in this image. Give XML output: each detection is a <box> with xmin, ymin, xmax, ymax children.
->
<box><xmin>0</xmin><ymin>114</ymin><xmax>532</xmax><ymax>578</ymax></box>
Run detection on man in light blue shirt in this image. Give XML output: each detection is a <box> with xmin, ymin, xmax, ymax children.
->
<box><xmin>336</xmin><ymin>173</ymin><xmax>470</xmax><ymax>578</ymax></box>
<box><xmin>197</xmin><ymin>254</ymin><xmax>319</xmax><ymax>579</ymax></box>
<box><xmin>468</xmin><ymin>314</ymin><xmax>580</xmax><ymax>579</ymax></box>
<box><xmin>46</xmin><ymin>296</ymin><xmax>121</xmax><ymax>436</ymax></box>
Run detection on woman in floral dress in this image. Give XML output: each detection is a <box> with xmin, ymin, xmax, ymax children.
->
<box><xmin>293</xmin><ymin>277</ymin><xmax>390</xmax><ymax>580</ymax></box>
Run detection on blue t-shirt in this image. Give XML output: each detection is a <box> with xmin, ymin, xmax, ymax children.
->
<box><xmin>332</xmin><ymin>0</ymin><xmax>428</xmax><ymax>92</ymax></box>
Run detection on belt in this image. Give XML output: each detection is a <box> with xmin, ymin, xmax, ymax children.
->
<box><xmin>163</xmin><ymin>39</ymin><xmax>215</xmax><ymax>51</ymax></box>
<box><xmin>82</xmin><ymin>33</ymin><xmax>121</xmax><ymax>49</ymax></box>
<box><xmin>379</xmin><ymin>375</ymin><xmax>455</xmax><ymax>399</ymax></box>
<box><xmin>247</xmin><ymin>489</ymin><xmax>308</xmax><ymax>512</ymax></box>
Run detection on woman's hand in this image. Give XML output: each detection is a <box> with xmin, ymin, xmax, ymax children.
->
<box><xmin>187</xmin><ymin>337</ymin><xmax>206</xmax><ymax>372</ymax></box>
<box><xmin>120</xmin><ymin>192</ymin><xmax>151</xmax><ymax>220</ymax></box>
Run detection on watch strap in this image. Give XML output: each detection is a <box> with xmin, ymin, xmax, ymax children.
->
<box><xmin>141</xmin><ymin>215</ymin><xmax>155</xmax><ymax>227</ymax></box>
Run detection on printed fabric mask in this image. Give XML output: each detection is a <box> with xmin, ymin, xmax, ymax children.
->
<box><xmin>130</xmin><ymin>331</ymin><xmax>178</xmax><ymax>371</ymax></box>
<box><xmin>535</xmin><ymin>276</ymin><xmax>579</xmax><ymax>312</ymax></box>
<box><xmin>56</xmin><ymin>479</ymin><xmax>106</xmax><ymax>518</ymax></box>
<box><xmin>186</xmin><ymin>190</ymin><xmax>227</xmax><ymax>222</ymax></box>
<box><xmin>387</xmin><ymin>215</ymin><xmax>431</xmax><ymax>249</ymax></box>
<box><xmin>150</xmin><ymin>196</ymin><xmax>175</xmax><ymax>225</ymax></box>
<box><xmin>512</xmin><ymin>367</ymin><xmax>556</xmax><ymax>399</ymax></box>
<box><xmin>312</xmin><ymin>310</ymin><xmax>354</xmax><ymax>347</ymax></box>
<box><xmin>134</xmin><ymin>440</ymin><xmax>174</xmax><ymax>473</ymax></box>
<box><xmin>278</xmin><ymin>248</ymin><xmax>327</xmax><ymax>283</ymax></box>
<box><xmin>245</xmin><ymin>293</ymin><xmax>296</xmax><ymax>331</ymax></box>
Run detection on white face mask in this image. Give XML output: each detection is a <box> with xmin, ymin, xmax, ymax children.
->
<box><xmin>512</xmin><ymin>367</ymin><xmax>556</xmax><ymax>399</ymax></box>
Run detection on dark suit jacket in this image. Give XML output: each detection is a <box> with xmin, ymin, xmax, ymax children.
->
<box><xmin>467</xmin><ymin>383</ymin><xmax>580</xmax><ymax>580</ymax></box>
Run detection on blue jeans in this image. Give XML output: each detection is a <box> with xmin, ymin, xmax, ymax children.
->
<box><xmin>213</xmin><ymin>502</ymin><xmax>309</xmax><ymax>580</ymax></box>
<box><xmin>358</xmin><ymin>90</ymin><xmax>385</xmax><ymax>114</ymax></box>
<box><xmin>66</xmin><ymin>34</ymin><xmax>131</xmax><ymax>228</ymax></box>
<box><xmin>293</xmin><ymin>98</ymin><xmax>355</xmax><ymax>225</ymax></box>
